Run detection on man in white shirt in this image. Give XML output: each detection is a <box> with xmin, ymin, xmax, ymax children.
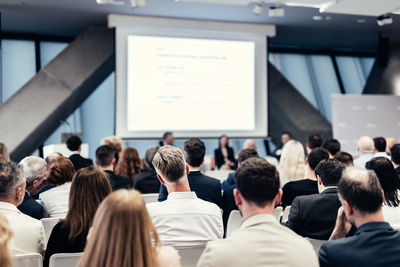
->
<box><xmin>354</xmin><ymin>136</ymin><xmax>375</xmax><ymax>169</ymax></box>
<box><xmin>197</xmin><ymin>157</ymin><xmax>318</xmax><ymax>267</ymax></box>
<box><xmin>0</xmin><ymin>162</ymin><xmax>46</xmax><ymax>255</ymax></box>
<box><xmin>147</xmin><ymin>145</ymin><xmax>223</xmax><ymax>246</ymax></box>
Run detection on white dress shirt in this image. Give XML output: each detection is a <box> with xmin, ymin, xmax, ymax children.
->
<box><xmin>383</xmin><ymin>204</ymin><xmax>400</xmax><ymax>227</ymax></box>
<box><xmin>39</xmin><ymin>182</ymin><xmax>71</xmax><ymax>218</ymax></box>
<box><xmin>146</xmin><ymin>192</ymin><xmax>223</xmax><ymax>246</ymax></box>
<box><xmin>374</xmin><ymin>152</ymin><xmax>390</xmax><ymax>159</ymax></box>
<box><xmin>354</xmin><ymin>153</ymin><xmax>375</xmax><ymax>169</ymax></box>
<box><xmin>0</xmin><ymin>201</ymin><xmax>46</xmax><ymax>256</ymax></box>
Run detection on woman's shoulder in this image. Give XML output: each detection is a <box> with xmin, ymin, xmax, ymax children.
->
<box><xmin>157</xmin><ymin>246</ymin><xmax>181</xmax><ymax>267</ymax></box>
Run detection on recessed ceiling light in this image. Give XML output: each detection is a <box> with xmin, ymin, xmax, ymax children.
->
<box><xmin>313</xmin><ymin>15</ymin><xmax>323</xmax><ymax>21</ymax></box>
<box><xmin>357</xmin><ymin>19</ymin><xmax>367</xmax><ymax>23</ymax></box>
<box><xmin>325</xmin><ymin>16</ymin><xmax>332</xmax><ymax>21</ymax></box>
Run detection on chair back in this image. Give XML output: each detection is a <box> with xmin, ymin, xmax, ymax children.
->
<box><xmin>306</xmin><ymin>238</ymin><xmax>326</xmax><ymax>254</ymax></box>
<box><xmin>204</xmin><ymin>170</ymin><xmax>234</xmax><ymax>183</ymax></box>
<box><xmin>274</xmin><ymin>207</ymin><xmax>283</xmax><ymax>222</ymax></box>
<box><xmin>226</xmin><ymin>210</ymin><xmax>242</xmax><ymax>237</ymax></box>
<box><xmin>13</xmin><ymin>253</ymin><xmax>42</xmax><ymax>267</ymax></box>
<box><xmin>141</xmin><ymin>193</ymin><xmax>159</xmax><ymax>204</ymax></box>
<box><xmin>174</xmin><ymin>245</ymin><xmax>206</xmax><ymax>267</ymax></box>
<box><xmin>281</xmin><ymin>206</ymin><xmax>291</xmax><ymax>223</ymax></box>
<box><xmin>41</xmin><ymin>217</ymin><xmax>62</xmax><ymax>243</ymax></box>
<box><xmin>49</xmin><ymin>253</ymin><xmax>83</xmax><ymax>267</ymax></box>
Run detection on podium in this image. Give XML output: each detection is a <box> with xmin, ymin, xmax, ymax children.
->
<box><xmin>43</xmin><ymin>144</ymin><xmax>90</xmax><ymax>159</ymax></box>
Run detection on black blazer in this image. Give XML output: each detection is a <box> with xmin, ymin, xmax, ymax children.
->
<box><xmin>319</xmin><ymin>222</ymin><xmax>400</xmax><ymax>267</ymax></box>
<box><xmin>222</xmin><ymin>184</ymin><xmax>237</xmax><ymax>232</ymax></box>
<box><xmin>281</xmin><ymin>179</ymin><xmax>319</xmax><ymax>207</ymax></box>
<box><xmin>104</xmin><ymin>170</ymin><xmax>132</xmax><ymax>191</ymax></box>
<box><xmin>133</xmin><ymin>168</ymin><xmax>160</xmax><ymax>194</ymax></box>
<box><xmin>17</xmin><ymin>191</ymin><xmax>44</xmax><ymax>220</ymax></box>
<box><xmin>214</xmin><ymin>146</ymin><xmax>236</xmax><ymax>169</ymax></box>
<box><xmin>396</xmin><ymin>166</ymin><xmax>400</xmax><ymax>177</ymax></box>
<box><xmin>69</xmin><ymin>154</ymin><xmax>93</xmax><ymax>171</ymax></box>
<box><xmin>286</xmin><ymin>187</ymin><xmax>341</xmax><ymax>240</ymax></box>
<box><xmin>158</xmin><ymin>171</ymin><xmax>222</xmax><ymax>208</ymax></box>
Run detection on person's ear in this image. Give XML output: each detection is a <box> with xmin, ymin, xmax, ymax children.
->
<box><xmin>274</xmin><ymin>188</ymin><xmax>283</xmax><ymax>206</ymax></box>
<box><xmin>186</xmin><ymin>164</ymin><xmax>190</xmax><ymax>175</ymax></box>
<box><xmin>381</xmin><ymin>189</ymin><xmax>386</xmax><ymax>204</ymax></box>
<box><xmin>233</xmin><ymin>188</ymin><xmax>242</xmax><ymax>207</ymax></box>
<box><xmin>305</xmin><ymin>158</ymin><xmax>309</xmax><ymax>166</ymax></box>
<box><xmin>95</xmin><ymin>160</ymin><xmax>99</xmax><ymax>167</ymax></box>
<box><xmin>156</xmin><ymin>174</ymin><xmax>165</xmax><ymax>185</ymax></box>
<box><xmin>317</xmin><ymin>175</ymin><xmax>322</xmax><ymax>186</ymax></box>
<box><xmin>342</xmin><ymin>200</ymin><xmax>353</xmax><ymax>216</ymax></box>
<box><xmin>111</xmin><ymin>158</ymin><xmax>116</xmax><ymax>166</ymax></box>
<box><xmin>16</xmin><ymin>186</ymin><xmax>23</xmax><ymax>202</ymax></box>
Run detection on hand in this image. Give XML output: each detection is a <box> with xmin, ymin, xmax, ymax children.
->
<box><xmin>330</xmin><ymin>206</ymin><xmax>351</xmax><ymax>240</ymax></box>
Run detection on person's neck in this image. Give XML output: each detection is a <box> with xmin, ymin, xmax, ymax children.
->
<box><xmin>353</xmin><ymin>210</ymin><xmax>385</xmax><ymax>229</ymax></box>
<box><xmin>100</xmin><ymin>165</ymin><xmax>114</xmax><ymax>172</ymax></box>
<box><xmin>0</xmin><ymin>198</ymin><xmax>18</xmax><ymax>207</ymax></box>
<box><xmin>240</xmin><ymin>202</ymin><xmax>275</xmax><ymax>222</ymax></box>
<box><xmin>189</xmin><ymin>166</ymin><xmax>200</xmax><ymax>172</ymax></box>
<box><xmin>394</xmin><ymin>163</ymin><xmax>400</xmax><ymax>169</ymax></box>
<box><xmin>166</xmin><ymin>180</ymin><xmax>191</xmax><ymax>194</ymax></box>
<box><xmin>306</xmin><ymin>168</ymin><xmax>317</xmax><ymax>181</ymax></box>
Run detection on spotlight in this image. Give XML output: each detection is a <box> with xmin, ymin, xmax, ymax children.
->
<box><xmin>131</xmin><ymin>0</ymin><xmax>146</xmax><ymax>7</ymax></box>
<box><xmin>377</xmin><ymin>14</ymin><xmax>393</xmax><ymax>26</ymax></box>
<box><xmin>269</xmin><ymin>6</ymin><xmax>284</xmax><ymax>17</ymax></box>
<box><xmin>253</xmin><ymin>3</ymin><xmax>264</xmax><ymax>16</ymax></box>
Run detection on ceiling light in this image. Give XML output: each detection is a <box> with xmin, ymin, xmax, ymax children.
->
<box><xmin>253</xmin><ymin>3</ymin><xmax>264</xmax><ymax>15</ymax></box>
<box><xmin>357</xmin><ymin>19</ymin><xmax>367</xmax><ymax>23</ymax></box>
<box><xmin>269</xmin><ymin>6</ymin><xmax>284</xmax><ymax>17</ymax></box>
<box><xmin>96</xmin><ymin>0</ymin><xmax>124</xmax><ymax>5</ymax></box>
<box><xmin>312</xmin><ymin>15</ymin><xmax>323</xmax><ymax>21</ymax></box>
<box><xmin>131</xmin><ymin>0</ymin><xmax>146</xmax><ymax>7</ymax></box>
<box><xmin>377</xmin><ymin>14</ymin><xmax>393</xmax><ymax>26</ymax></box>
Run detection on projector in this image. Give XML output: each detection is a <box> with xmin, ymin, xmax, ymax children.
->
<box><xmin>268</xmin><ymin>6</ymin><xmax>284</xmax><ymax>17</ymax></box>
<box><xmin>377</xmin><ymin>14</ymin><xmax>393</xmax><ymax>26</ymax></box>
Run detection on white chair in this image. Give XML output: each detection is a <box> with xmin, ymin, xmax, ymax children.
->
<box><xmin>49</xmin><ymin>253</ymin><xmax>83</xmax><ymax>267</ymax></box>
<box><xmin>13</xmin><ymin>253</ymin><xmax>42</xmax><ymax>267</ymax></box>
<box><xmin>274</xmin><ymin>206</ymin><xmax>283</xmax><ymax>222</ymax></box>
<box><xmin>141</xmin><ymin>193</ymin><xmax>159</xmax><ymax>204</ymax></box>
<box><xmin>204</xmin><ymin>170</ymin><xmax>234</xmax><ymax>183</ymax></box>
<box><xmin>281</xmin><ymin>206</ymin><xmax>291</xmax><ymax>223</ymax></box>
<box><xmin>174</xmin><ymin>245</ymin><xmax>206</xmax><ymax>267</ymax></box>
<box><xmin>226</xmin><ymin>210</ymin><xmax>242</xmax><ymax>237</ymax></box>
<box><xmin>306</xmin><ymin>238</ymin><xmax>326</xmax><ymax>254</ymax></box>
<box><xmin>41</xmin><ymin>217</ymin><xmax>63</xmax><ymax>243</ymax></box>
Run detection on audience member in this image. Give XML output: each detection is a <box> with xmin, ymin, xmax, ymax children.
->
<box><xmin>66</xmin><ymin>135</ymin><xmax>93</xmax><ymax>171</ymax></box>
<box><xmin>0</xmin><ymin>143</ymin><xmax>9</xmax><ymax>163</ymax></box>
<box><xmin>366</xmin><ymin>157</ymin><xmax>400</xmax><ymax>226</ymax></box>
<box><xmin>281</xmin><ymin>148</ymin><xmax>329</xmax><ymax>207</ymax></box>
<box><xmin>322</xmin><ymin>139</ymin><xmax>341</xmax><ymax>158</ymax></box>
<box><xmin>101</xmin><ymin>136</ymin><xmax>123</xmax><ymax>164</ymax></box>
<box><xmin>44</xmin><ymin>152</ymin><xmax>62</xmax><ymax>164</ymax></box>
<box><xmin>354</xmin><ymin>136</ymin><xmax>375</xmax><ymax>169</ymax></box>
<box><xmin>44</xmin><ymin>167</ymin><xmax>112</xmax><ymax>267</ymax></box>
<box><xmin>115</xmin><ymin>147</ymin><xmax>142</xmax><ymax>183</ymax></box>
<box><xmin>334</xmin><ymin>151</ymin><xmax>354</xmax><ymax>168</ymax></box>
<box><xmin>158</xmin><ymin>139</ymin><xmax>222</xmax><ymax>207</ymax></box>
<box><xmin>243</xmin><ymin>139</ymin><xmax>257</xmax><ymax>150</ymax></box>
<box><xmin>274</xmin><ymin>131</ymin><xmax>292</xmax><ymax>158</ymax></box>
<box><xmin>214</xmin><ymin>135</ymin><xmax>236</xmax><ymax>170</ymax></box>
<box><xmin>278</xmin><ymin>140</ymin><xmax>306</xmax><ymax>185</ymax></box>
<box><xmin>306</xmin><ymin>134</ymin><xmax>323</xmax><ymax>154</ymax></box>
<box><xmin>160</xmin><ymin>131</ymin><xmax>175</xmax><ymax>146</ymax></box>
<box><xmin>0</xmin><ymin>213</ymin><xmax>12</xmax><ymax>267</ymax></box>
<box><xmin>77</xmin><ymin>190</ymin><xmax>181</xmax><ymax>267</ymax></box>
<box><xmin>39</xmin><ymin>157</ymin><xmax>75</xmax><ymax>217</ymax></box>
<box><xmin>319</xmin><ymin>168</ymin><xmax>400</xmax><ymax>266</ymax></box>
<box><xmin>17</xmin><ymin>156</ymin><xmax>47</xmax><ymax>219</ymax></box>
<box><xmin>0</xmin><ymin>162</ymin><xmax>45</xmax><ymax>255</ymax></box>
<box><xmin>147</xmin><ymin>145</ymin><xmax>223</xmax><ymax>246</ymax></box>
<box><xmin>391</xmin><ymin>144</ymin><xmax>400</xmax><ymax>176</ymax></box>
<box><xmin>373</xmin><ymin>137</ymin><xmax>389</xmax><ymax>158</ymax></box>
<box><xmin>134</xmin><ymin>146</ymin><xmax>161</xmax><ymax>194</ymax></box>
<box><xmin>197</xmin><ymin>158</ymin><xmax>318</xmax><ymax>267</ymax></box>
<box><xmin>95</xmin><ymin>145</ymin><xmax>132</xmax><ymax>191</ymax></box>
<box><xmin>386</xmin><ymin>137</ymin><xmax>398</xmax><ymax>154</ymax></box>
<box><xmin>286</xmin><ymin>159</ymin><xmax>344</xmax><ymax>239</ymax></box>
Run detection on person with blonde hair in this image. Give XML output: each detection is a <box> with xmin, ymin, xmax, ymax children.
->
<box><xmin>115</xmin><ymin>147</ymin><xmax>142</xmax><ymax>182</ymax></box>
<box><xmin>0</xmin><ymin>213</ymin><xmax>12</xmax><ymax>267</ymax></box>
<box><xmin>278</xmin><ymin>140</ymin><xmax>306</xmax><ymax>186</ymax></box>
<box><xmin>77</xmin><ymin>190</ymin><xmax>181</xmax><ymax>267</ymax></box>
<box><xmin>0</xmin><ymin>142</ymin><xmax>10</xmax><ymax>163</ymax></box>
<box><xmin>101</xmin><ymin>136</ymin><xmax>124</xmax><ymax>164</ymax></box>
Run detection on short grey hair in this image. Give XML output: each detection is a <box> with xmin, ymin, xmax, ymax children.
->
<box><xmin>19</xmin><ymin>156</ymin><xmax>47</xmax><ymax>186</ymax></box>
<box><xmin>0</xmin><ymin>162</ymin><xmax>25</xmax><ymax>199</ymax></box>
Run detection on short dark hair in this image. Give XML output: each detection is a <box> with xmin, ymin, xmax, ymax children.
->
<box><xmin>162</xmin><ymin>132</ymin><xmax>173</xmax><ymax>140</ymax></box>
<box><xmin>308</xmin><ymin>148</ymin><xmax>329</xmax><ymax>170</ymax></box>
<box><xmin>373</xmin><ymin>137</ymin><xmax>387</xmax><ymax>153</ymax></box>
<box><xmin>282</xmin><ymin>131</ymin><xmax>292</xmax><ymax>138</ymax></box>
<box><xmin>235</xmin><ymin>158</ymin><xmax>280</xmax><ymax>207</ymax></box>
<box><xmin>238</xmin><ymin>148</ymin><xmax>259</xmax><ymax>164</ymax></box>
<box><xmin>183</xmin><ymin>138</ymin><xmax>205</xmax><ymax>167</ymax></box>
<box><xmin>322</xmin><ymin>139</ymin><xmax>341</xmax><ymax>156</ymax></box>
<box><xmin>144</xmin><ymin>146</ymin><xmax>160</xmax><ymax>169</ymax></box>
<box><xmin>334</xmin><ymin>151</ymin><xmax>353</xmax><ymax>166</ymax></box>
<box><xmin>315</xmin><ymin>159</ymin><xmax>345</xmax><ymax>187</ymax></box>
<box><xmin>307</xmin><ymin>134</ymin><xmax>323</xmax><ymax>149</ymax></box>
<box><xmin>338</xmin><ymin>169</ymin><xmax>383</xmax><ymax>214</ymax></box>
<box><xmin>66</xmin><ymin>136</ymin><xmax>82</xmax><ymax>151</ymax></box>
<box><xmin>390</xmin><ymin>144</ymin><xmax>400</xmax><ymax>165</ymax></box>
<box><xmin>95</xmin><ymin>145</ymin><xmax>115</xmax><ymax>167</ymax></box>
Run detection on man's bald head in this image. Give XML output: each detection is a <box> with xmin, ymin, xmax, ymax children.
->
<box><xmin>243</xmin><ymin>139</ymin><xmax>257</xmax><ymax>151</ymax></box>
<box><xmin>357</xmin><ymin>136</ymin><xmax>374</xmax><ymax>154</ymax></box>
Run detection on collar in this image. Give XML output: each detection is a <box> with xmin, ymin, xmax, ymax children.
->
<box><xmin>70</xmin><ymin>151</ymin><xmax>80</xmax><ymax>155</ymax></box>
<box><xmin>359</xmin><ymin>153</ymin><xmax>374</xmax><ymax>158</ymax></box>
<box><xmin>167</xmin><ymin>191</ymin><xmax>198</xmax><ymax>200</ymax></box>
<box><xmin>320</xmin><ymin>186</ymin><xmax>338</xmax><ymax>194</ymax></box>
<box><xmin>0</xmin><ymin>201</ymin><xmax>20</xmax><ymax>213</ymax></box>
<box><xmin>188</xmin><ymin>171</ymin><xmax>202</xmax><ymax>176</ymax></box>
<box><xmin>355</xmin><ymin>222</ymin><xmax>392</xmax><ymax>235</ymax></box>
<box><xmin>240</xmin><ymin>214</ymin><xmax>276</xmax><ymax>230</ymax></box>
<box><xmin>25</xmin><ymin>190</ymin><xmax>31</xmax><ymax>197</ymax></box>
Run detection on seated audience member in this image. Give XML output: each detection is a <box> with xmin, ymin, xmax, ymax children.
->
<box><xmin>115</xmin><ymin>147</ymin><xmax>142</xmax><ymax>183</ymax></box>
<box><xmin>322</xmin><ymin>139</ymin><xmax>341</xmax><ymax>158</ymax></box>
<box><xmin>0</xmin><ymin>162</ymin><xmax>45</xmax><ymax>255</ymax></box>
<box><xmin>354</xmin><ymin>136</ymin><xmax>375</xmax><ymax>169</ymax></box>
<box><xmin>214</xmin><ymin>135</ymin><xmax>236</xmax><ymax>170</ymax></box>
<box><xmin>35</xmin><ymin>153</ymin><xmax>63</xmax><ymax>198</ymax></box>
<box><xmin>159</xmin><ymin>139</ymin><xmax>222</xmax><ymax>208</ymax></box>
<box><xmin>160</xmin><ymin>131</ymin><xmax>175</xmax><ymax>146</ymax></box>
<box><xmin>319</xmin><ymin>168</ymin><xmax>400</xmax><ymax>266</ymax></box>
<box><xmin>44</xmin><ymin>167</ymin><xmax>112</xmax><ymax>267</ymax></box>
<box><xmin>306</xmin><ymin>134</ymin><xmax>323</xmax><ymax>154</ymax></box>
<box><xmin>66</xmin><ymin>135</ymin><xmax>93</xmax><ymax>171</ymax></box>
<box><xmin>334</xmin><ymin>151</ymin><xmax>354</xmax><ymax>168</ymax></box>
<box><xmin>134</xmin><ymin>146</ymin><xmax>161</xmax><ymax>194</ymax></box>
<box><xmin>278</xmin><ymin>140</ymin><xmax>306</xmax><ymax>185</ymax></box>
<box><xmin>391</xmin><ymin>144</ymin><xmax>400</xmax><ymax>176</ymax></box>
<box><xmin>39</xmin><ymin>157</ymin><xmax>75</xmax><ymax>217</ymax></box>
<box><xmin>44</xmin><ymin>152</ymin><xmax>62</xmax><ymax>164</ymax></box>
<box><xmin>243</xmin><ymin>139</ymin><xmax>257</xmax><ymax>150</ymax></box>
<box><xmin>281</xmin><ymin>148</ymin><xmax>329</xmax><ymax>207</ymax></box>
<box><xmin>386</xmin><ymin>137</ymin><xmax>398</xmax><ymax>154</ymax></box>
<box><xmin>0</xmin><ymin>142</ymin><xmax>10</xmax><ymax>163</ymax></box>
<box><xmin>77</xmin><ymin>190</ymin><xmax>181</xmax><ymax>267</ymax></box>
<box><xmin>147</xmin><ymin>145</ymin><xmax>223</xmax><ymax>246</ymax></box>
<box><xmin>17</xmin><ymin>156</ymin><xmax>47</xmax><ymax>219</ymax></box>
<box><xmin>197</xmin><ymin>158</ymin><xmax>318</xmax><ymax>267</ymax></box>
<box><xmin>0</xmin><ymin>213</ymin><xmax>12</xmax><ymax>267</ymax></box>
<box><xmin>101</xmin><ymin>136</ymin><xmax>123</xmax><ymax>164</ymax></box>
<box><xmin>95</xmin><ymin>145</ymin><xmax>132</xmax><ymax>191</ymax></box>
<box><xmin>366</xmin><ymin>157</ymin><xmax>400</xmax><ymax>226</ymax></box>
<box><xmin>373</xmin><ymin>137</ymin><xmax>389</xmax><ymax>158</ymax></box>
<box><xmin>286</xmin><ymin>159</ymin><xmax>344</xmax><ymax>240</ymax></box>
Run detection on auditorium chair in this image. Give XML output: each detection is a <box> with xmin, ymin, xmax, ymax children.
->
<box><xmin>174</xmin><ymin>244</ymin><xmax>206</xmax><ymax>267</ymax></box>
<box><xmin>141</xmin><ymin>193</ymin><xmax>159</xmax><ymax>204</ymax></box>
<box><xmin>204</xmin><ymin>170</ymin><xmax>234</xmax><ymax>183</ymax></box>
<box><xmin>49</xmin><ymin>253</ymin><xmax>83</xmax><ymax>267</ymax></box>
<box><xmin>306</xmin><ymin>238</ymin><xmax>326</xmax><ymax>254</ymax></box>
<box><xmin>12</xmin><ymin>253</ymin><xmax>42</xmax><ymax>267</ymax></box>
<box><xmin>41</xmin><ymin>218</ymin><xmax>63</xmax><ymax>243</ymax></box>
<box><xmin>226</xmin><ymin>210</ymin><xmax>242</xmax><ymax>237</ymax></box>
<box><xmin>281</xmin><ymin>206</ymin><xmax>291</xmax><ymax>223</ymax></box>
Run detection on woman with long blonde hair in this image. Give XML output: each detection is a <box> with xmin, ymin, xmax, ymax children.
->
<box><xmin>0</xmin><ymin>213</ymin><xmax>12</xmax><ymax>267</ymax></box>
<box><xmin>278</xmin><ymin>140</ymin><xmax>306</xmax><ymax>186</ymax></box>
<box><xmin>115</xmin><ymin>147</ymin><xmax>142</xmax><ymax>182</ymax></box>
<box><xmin>78</xmin><ymin>190</ymin><xmax>181</xmax><ymax>267</ymax></box>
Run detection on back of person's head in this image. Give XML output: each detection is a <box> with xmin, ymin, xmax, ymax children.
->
<box><xmin>315</xmin><ymin>159</ymin><xmax>345</xmax><ymax>187</ymax></box>
<box><xmin>144</xmin><ymin>146</ymin><xmax>160</xmax><ymax>170</ymax></box>
<box><xmin>391</xmin><ymin>144</ymin><xmax>400</xmax><ymax>165</ymax></box>
<box><xmin>0</xmin><ymin>162</ymin><xmax>25</xmax><ymax>201</ymax></box>
<box><xmin>45</xmin><ymin>152</ymin><xmax>63</xmax><ymax>164</ymax></box>
<box><xmin>308</xmin><ymin>148</ymin><xmax>330</xmax><ymax>171</ymax></box>
<box><xmin>96</xmin><ymin>145</ymin><xmax>115</xmax><ymax>167</ymax></box>
<box><xmin>243</xmin><ymin>139</ymin><xmax>257</xmax><ymax>150</ymax></box>
<box><xmin>279</xmin><ymin>140</ymin><xmax>306</xmax><ymax>181</ymax></box>
<box><xmin>77</xmin><ymin>190</ymin><xmax>159</xmax><ymax>267</ymax></box>
<box><xmin>0</xmin><ymin>143</ymin><xmax>10</xmax><ymax>163</ymax></box>
<box><xmin>334</xmin><ymin>151</ymin><xmax>354</xmax><ymax>167</ymax></box>
<box><xmin>115</xmin><ymin>147</ymin><xmax>141</xmax><ymax>179</ymax></box>
<box><xmin>307</xmin><ymin>134</ymin><xmax>323</xmax><ymax>150</ymax></box>
<box><xmin>357</xmin><ymin>136</ymin><xmax>374</xmax><ymax>154</ymax></box>
<box><xmin>366</xmin><ymin>157</ymin><xmax>400</xmax><ymax>207</ymax></box>
<box><xmin>19</xmin><ymin>156</ymin><xmax>47</xmax><ymax>186</ymax></box>
<box><xmin>238</xmin><ymin>148</ymin><xmax>259</xmax><ymax>165</ymax></box>
<box><xmin>235</xmin><ymin>157</ymin><xmax>280</xmax><ymax>207</ymax></box>
<box><xmin>65</xmin><ymin>166</ymin><xmax>112</xmax><ymax>241</ymax></box>
<box><xmin>66</xmin><ymin>136</ymin><xmax>82</xmax><ymax>152</ymax></box>
<box><xmin>338</xmin><ymin>168</ymin><xmax>383</xmax><ymax>214</ymax></box>
<box><xmin>183</xmin><ymin>138</ymin><xmax>205</xmax><ymax>167</ymax></box>
<box><xmin>101</xmin><ymin>136</ymin><xmax>123</xmax><ymax>154</ymax></box>
<box><xmin>322</xmin><ymin>139</ymin><xmax>341</xmax><ymax>156</ymax></box>
<box><xmin>152</xmin><ymin>145</ymin><xmax>186</xmax><ymax>183</ymax></box>
<box><xmin>47</xmin><ymin>157</ymin><xmax>75</xmax><ymax>186</ymax></box>
<box><xmin>386</xmin><ymin>137</ymin><xmax>398</xmax><ymax>153</ymax></box>
<box><xmin>373</xmin><ymin>137</ymin><xmax>386</xmax><ymax>153</ymax></box>
<box><xmin>0</xmin><ymin>213</ymin><xmax>12</xmax><ymax>267</ymax></box>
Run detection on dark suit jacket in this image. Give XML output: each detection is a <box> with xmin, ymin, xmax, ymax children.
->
<box><xmin>221</xmin><ymin>172</ymin><xmax>235</xmax><ymax>191</ymax></box>
<box><xmin>214</xmin><ymin>146</ymin><xmax>236</xmax><ymax>169</ymax></box>
<box><xmin>69</xmin><ymin>154</ymin><xmax>93</xmax><ymax>171</ymax></box>
<box><xmin>281</xmin><ymin>179</ymin><xmax>319</xmax><ymax>207</ymax></box>
<box><xmin>158</xmin><ymin>171</ymin><xmax>222</xmax><ymax>208</ymax></box>
<box><xmin>222</xmin><ymin>184</ymin><xmax>237</xmax><ymax>232</ymax></box>
<box><xmin>286</xmin><ymin>187</ymin><xmax>341</xmax><ymax>240</ymax></box>
<box><xmin>17</xmin><ymin>191</ymin><xmax>44</xmax><ymax>220</ymax></box>
<box><xmin>133</xmin><ymin>168</ymin><xmax>160</xmax><ymax>194</ymax></box>
<box><xmin>319</xmin><ymin>222</ymin><xmax>400</xmax><ymax>267</ymax></box>
<box><xmin>396</xmin><ymin>166</ymin><xmax>400</xmax><ymax>177</ymax></box>
<box><xmin>104</xmin><ymin>170</ymin><xmax>132</xmax><ymax>191</ymax></box>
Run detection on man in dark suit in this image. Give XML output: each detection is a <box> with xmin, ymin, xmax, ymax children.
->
<box><xmin>95</xmin><ymin>145</ymin><xmax>131</xmax><ymax>191</ymax></box>
<box><xmin>391</xmin><ymin>144</ymin><xmax>400</xmax><ymax>177</ymax></box>
<box><xmin>319</xmin><ymin>168</ymin><xmax>400</xmax><ymax>266</ymax></box>
<box><xmin>134</xmin><ymin>146</ymin><xmax>161</xmax><ymax>194</ymax></box>
<box><xmin>66</xmin><ymin>135</ymin><xmax>93</xmax><ymax>171</ymax></box>
<box><xmin>158</xmin><ymin>138</ymin><xmax>222</xmax><ymax>207</ymax></box>
<box><xmin>286</xmin><ymin>159</ymin><xmax>344</xmax><ymax>240</ymax></box>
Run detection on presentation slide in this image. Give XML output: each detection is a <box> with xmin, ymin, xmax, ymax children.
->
<box><xmin>127</xmin><ymin>35</ymin><xmax>255</xmax><ymax>132</ymax></box>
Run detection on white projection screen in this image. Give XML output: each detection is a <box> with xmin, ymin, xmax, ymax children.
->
<box><xmin>108</xmin><ymin>15</ymin><xmax>275</xmax><ymax>139</ymax></box>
